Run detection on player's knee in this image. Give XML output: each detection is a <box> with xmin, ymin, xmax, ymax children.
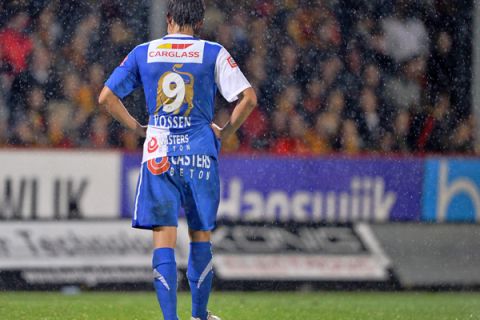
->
<box><xmin>189</xmin><ymin>230</ymin><xmax>211</xmax><ymax>242</ymax></box>
<box><xmin>153</xmin><ymin>226</ymin><xmax>178</xmax><ymax>248</ymax></box>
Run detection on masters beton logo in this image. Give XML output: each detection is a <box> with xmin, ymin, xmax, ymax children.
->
<box><xmin>147</xmin><ymin>137</ymin><xmax>159</xmax><ymax>153</ymax></box>
<box><xmin>147</xmin><ymin>157</ymin><xmax>170</xmax><ymax>175</ymax></box>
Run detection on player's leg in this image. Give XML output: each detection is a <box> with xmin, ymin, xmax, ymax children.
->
<box><xmin>152</xmin><ymin>226</ymin><xmax>178</xmax><ymax>320</ymax></box>
<box><xmin>181</xmin><ymin>156</ymin><xmax>220</xmax><ymax>320</ymax></box>
<box><xmin>132</xmin><ymin>159</ymin><xmax>181</xmax><ymax>320</ymax></box>
<box><xmin>187</xmin><ymin>230</ymin><xmax>214</xmax><ymax>320</ymax></box>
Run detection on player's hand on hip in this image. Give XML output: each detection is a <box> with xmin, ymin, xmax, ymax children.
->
<box><xmin>211</xmin><ymin>122</ymin><xmax>223</xmax><ymax>140</ymax></box>
<box><xmin>134</xmin><ymin>123</ymin><xmax>147</xmax><ymax>137</ymax></box>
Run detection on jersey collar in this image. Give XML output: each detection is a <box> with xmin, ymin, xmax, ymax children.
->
<box><xmin>163</xmin><ymin>33</ymin><xmax>197</xmax><ymax>40</ymax></box>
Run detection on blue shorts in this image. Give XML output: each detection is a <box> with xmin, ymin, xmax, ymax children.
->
<box><xmin>132</xmin><ymin>155</ymin><xmax>220</xmax><ymax>231</ymax></box>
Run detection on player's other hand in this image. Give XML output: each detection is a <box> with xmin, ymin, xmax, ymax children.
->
<box><xmin>211</xmin><ymin>122</ymin><xmax>222</xmax><ymax>139</ymax></box>
<box><xmin>212</xmin><ymin>121</ymin><xmax>235</xmax><ymax>140</ymax></box>
<box><xmin>134</xmin><ymin>123</ymin><xmax>147</xmax><ymax>137</ymax></box>
<box><xmin>211</xmin><ymin>122</ymin><xmax>224</xmax><ymax>140</ymax></box>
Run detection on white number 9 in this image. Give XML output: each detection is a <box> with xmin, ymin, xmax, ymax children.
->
<box><xmin>161</xmin><ymin>73</ymin><xmax>185</xmax><ymax>113</ymax></box>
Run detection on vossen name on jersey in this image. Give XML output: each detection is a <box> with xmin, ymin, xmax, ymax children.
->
<box><xmin>147</xmin><ymin>39</ymin><xmax>205</xmax><ymax>64</ymax></box>
<box><xmin>151</xmin><ymin>115</ymin><xmax>192</xmax><ymax>129</ymax></box>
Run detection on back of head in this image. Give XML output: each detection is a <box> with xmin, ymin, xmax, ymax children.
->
<box><xmin>167</xmin><ymin>0</ymin><xmax>205</xmax><ymax>31</ymax></box>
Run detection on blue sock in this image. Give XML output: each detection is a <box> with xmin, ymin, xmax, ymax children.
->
<box><xmin>187</xmin><ymin>242</ymin><xmax>214</xmax><ymax>320</ymax></box>
<box><xmin>152</xmin><ymin>248</ymin><xmax>178</xmax><ymax>320</ymax></box>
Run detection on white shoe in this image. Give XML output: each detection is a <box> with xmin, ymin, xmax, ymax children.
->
<box><xmin>191</xmin><ymin>311</ymin><xmax>221</xmax><ymax>320</ymax></box>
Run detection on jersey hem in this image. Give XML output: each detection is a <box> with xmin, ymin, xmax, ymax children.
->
<box><xmin>104</xmin><ymin>82</ymin><xmax>126</xmax><ymax>99</ymax></box>
<box><xmin>226</xmin><ymin>84</ymin><xmax>252</xmax><ymax>103</ymax></box>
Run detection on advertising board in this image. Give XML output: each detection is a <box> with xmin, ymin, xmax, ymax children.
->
<box><xmin>0</xmin><ymin>220</ymin><xmax>190</xmax><ymax>287</ymax></box>
<box><xmin>372</xmin><ymin>224</ymin><xmax>480</xmax><ymax>287</ymax></box>
<box><xmin>0</xmin><ymin>151</ymin><xmax>121</xmax><ymax>219</ymax></box>
<box><xmin>213</xmin><ymin>222</ymin><xmax>391</xmax><ymax>281</ymax></box>
<box><xmin>423</xmin><ymin>159</ymin><xmax>480</xmax><ymax>222</ymax></box>
<box><xmin>0</xmin><ymin>220</ymin><xmax>390</xmax><ymax>288</ymax></box>
<box><xmin>122</xmin><ymin>155</ymin><xmax>423</xmax><ymax>222</ymax></box>
<box><xmin>122</xmin><ymin>153</ymin><xmax>143</xmax><ymax>218</ymax></box>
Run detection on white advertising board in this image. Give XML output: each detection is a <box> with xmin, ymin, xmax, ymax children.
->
<box><xmin>213</xmin><ymin>223</ymin><xmax>391</xmax><ymax>281</ymax></box>
<box><xmin>0</xmin><ymin>150</ymin><xmax>121</xmax><ymax>219</ymax></box>
<box><xmin>0</xmin><ymin>220</ymin><xmax>190</xmax><ymax>286</ymax></box>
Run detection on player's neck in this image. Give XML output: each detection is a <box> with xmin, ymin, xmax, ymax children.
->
<box><xmin>168</xmin><ymin>25</ymin><xmax>195</xmax><ymax>36</ymax></box>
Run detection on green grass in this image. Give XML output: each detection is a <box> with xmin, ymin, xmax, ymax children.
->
<box><xmin>0</xmin><ymin>291</ymin><xmax>479</xmax><ymax>320</ymax></box>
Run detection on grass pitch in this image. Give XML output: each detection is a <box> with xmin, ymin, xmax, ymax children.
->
<box><xmin>0</xmin><ymin>291</ymin><xmax>479</xmax><ymax>320</ymax></box>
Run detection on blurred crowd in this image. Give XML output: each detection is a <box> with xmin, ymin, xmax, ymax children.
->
<box><xmin>0</xmin><ymin>0</ymin><xmax>149</xmax><ymax>149</ymax></box>
<box><xmin>0</xmin><ymin>0</ymin><xmax>476</xmax><ymax>155</ymax></box>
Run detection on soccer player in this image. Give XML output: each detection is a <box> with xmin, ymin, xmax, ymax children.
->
<box><xmin>98</xmin><ymin>1</ymin><xmax>256</xmax><ymax>319</ymax></box>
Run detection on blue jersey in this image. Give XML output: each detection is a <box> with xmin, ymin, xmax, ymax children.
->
<box><xmin>105</xmin><ymin>34</ymin><xmax>251</xmax><ymax>162</ymax></box>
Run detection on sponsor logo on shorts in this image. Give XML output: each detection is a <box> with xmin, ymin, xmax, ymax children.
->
<box><xmin>165</xmin><ymin>155</ymin><xmax>212</xmax><ymax>180</ymax></box>
<box><xmin>147</xmin><ymin>157</ymin><xmax>170</xmax><ymax>175</ymax></box>
<box><xmin>147</xmin><ymin>137</ymin><xmax>159</xmax><ymax>153</ymax></box>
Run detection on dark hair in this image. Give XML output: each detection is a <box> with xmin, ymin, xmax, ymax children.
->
<box><xmin>167</xmin><ymin>0</ymin><xmax>205</xmax><ymax>30</ymax></box>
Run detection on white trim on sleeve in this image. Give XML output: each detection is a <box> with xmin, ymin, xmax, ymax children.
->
<box><xmin>215</xmin><ymin>47</ymin><xmax>252</xmax><ymax>102</ymax></box>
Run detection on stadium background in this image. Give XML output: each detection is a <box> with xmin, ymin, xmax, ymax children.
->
<box><xmin>1</xmin><ymin>0</ymin><xmax>480</xmax><ymax>319</ymax></box>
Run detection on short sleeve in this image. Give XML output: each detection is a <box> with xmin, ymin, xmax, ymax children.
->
<box><xmin>215</xmin><ymin>47</ymin><xmax>251</xmax><ymax>103</ymax></box>
<box><xmin>105</xmin><ymin>47</ymin><xmax>141</xmax><ymax>99</ymax></box>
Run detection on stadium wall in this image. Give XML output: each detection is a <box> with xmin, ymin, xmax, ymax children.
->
<box><xmin>1</xmin><ymin>150</ymin><xmax>480</xmax><ymax>290</ymax></box>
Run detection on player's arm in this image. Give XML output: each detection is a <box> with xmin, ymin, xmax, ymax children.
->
<box><xmin>212</xmin><ymin>47</ymin><xmax>257</xmax><ymax>140</ymax></box>
<box><xmin>98</xmin><ymin>86</ymin><xmax>146</xmax><ymax>137</ymax></box>
<box><xmin>99</xmin><ymin>47</ymin><xmax>145</xmax><ymax>136</ymax></box>
<box><xmin>212</xmin><ymin>87</ymin><xmax>257</xmax><ymax>140</ymax></box>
